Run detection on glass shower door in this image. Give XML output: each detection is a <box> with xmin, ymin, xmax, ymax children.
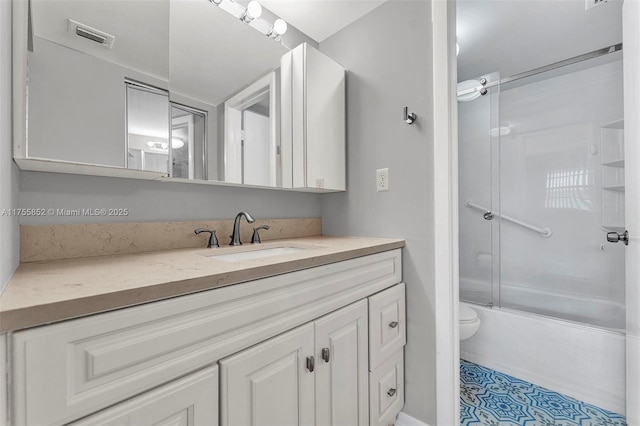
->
<box><xmin>497</xmin><ymin>54</ymin><xmax>625</xmax><ymax>329</ymax></box>
<box><xmin>458</xmin><ymin>73</ymin><xmax>500</xmax><ymax>307</ymax></box>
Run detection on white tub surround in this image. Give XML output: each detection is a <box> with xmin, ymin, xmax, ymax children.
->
<box><xmin>460</xmin><ymin>305</ymin><xmax>626</xmax><ymax>416</ymax></box>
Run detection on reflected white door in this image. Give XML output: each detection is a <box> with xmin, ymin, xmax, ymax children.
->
<box><xmin>623</xmin><ymin>1</ymin><xmax>640</xmax><ymax>424</ymax></box>
<box><xmin>244</xmin><ymin>110</ymin><xmax>271</xmax><ymax>186</ymax></box>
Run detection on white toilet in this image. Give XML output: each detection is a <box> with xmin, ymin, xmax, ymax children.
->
<box><xmin>459</xmin><ymin>303</ymin><xmax>481</xmax><ymax>340</ymax></box>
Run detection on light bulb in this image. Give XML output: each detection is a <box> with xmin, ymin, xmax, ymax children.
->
<box><xmin>273</xmin><ymin>19</ymin><xmax>287</xmax><ymax>35</ymax></box>
<box><xmin>242</xmin><ymin>1</ymin><xmax>262</xmax><ymax>22</ymax></box>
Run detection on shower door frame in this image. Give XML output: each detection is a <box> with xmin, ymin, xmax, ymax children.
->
<box><xmin>622</xmin><ymin>0</ymin><xmax>639</xmax><ymax>423</ymax></box>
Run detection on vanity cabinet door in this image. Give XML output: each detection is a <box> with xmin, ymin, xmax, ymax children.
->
<box><xmin>220</xmin><ymin>323</ymin><xmax>315</xmax><ymax>426</ymax></box>
<box><xmin>70</xmin><ymin>365</ymin><xmax>218</xmax><ymax>426</ymax></box>
<box><xmin>315</xmin><ymin>300</ymin><xmax>369</xmax><ymax>426</ymax></box>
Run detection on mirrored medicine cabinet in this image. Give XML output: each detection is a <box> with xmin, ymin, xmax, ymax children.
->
<box><xmin>12</xmin><ymin>0</ymin><xmax>346</xmax><ymax>192</ymax></box>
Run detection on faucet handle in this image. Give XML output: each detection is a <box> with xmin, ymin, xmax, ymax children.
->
<box><xmin>251</xmin><ymin>225</ymin><xmax>270</xmax><ymax>244</ymax></box>
<box><xmin>194</xmin><ymin>228</ymin><xmax>220</xmax><ymax>248</ymax></box>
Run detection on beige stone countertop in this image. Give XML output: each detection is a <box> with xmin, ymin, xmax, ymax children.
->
<box><xmin>0</xmin><ymin>236</ymin><xmax>404</xmax><ymax>332</ymax></box>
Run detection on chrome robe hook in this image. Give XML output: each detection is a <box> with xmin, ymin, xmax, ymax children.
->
<box><xmin>404</xmin><ymin>107</ymin><xmax>417</xmax><ymax>124</ymax></box>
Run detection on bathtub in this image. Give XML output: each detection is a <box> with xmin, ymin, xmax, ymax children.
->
<box><xmin>460</xmin><ymin>283</ymin><xmax>626</xmax><ymax>415</ymax></box>
<box><xmin>460</xmin><ymin>276</ymin><xmax>625</xmax><ymax>330</ymax></box>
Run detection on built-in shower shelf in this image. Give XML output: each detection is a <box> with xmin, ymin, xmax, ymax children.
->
<box><xmin>603</xmin><ymin>185</ymin><xmax>625</xmax><ymax>193</ymax></box>
<box><xmin>600</xmin><ymin>119</ymin><xmax>625</xmax><ymax>232</ymax></box>
<box><xmin>601</xmin><ymin>160</ymin><xmax>625</xmax><ymax>168</ymax></box>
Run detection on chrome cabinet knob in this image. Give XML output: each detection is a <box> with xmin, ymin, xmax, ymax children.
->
<box><xmin>389</xmin><ymin>321</ymin><xmax>399</xmax><ymax>329</ymax></box>
<box><xmin>387</xmin><ymin>388</ymin><xmax>397</xmax><ymax>397</ymax></box>
<box><xmin>306</xmin><ymin>356</ymin><xmax>315</xmax><ymax>372</ymax></box>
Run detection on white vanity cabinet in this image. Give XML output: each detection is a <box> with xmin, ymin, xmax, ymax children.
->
<box><xmin>220</xmin><ymin>300</ymin><xmax>369</xmax><ymax>426</ymax></box>
<box><xmin>9</xmin><ymin>250</ymin><xmax>404</xmax><ymax>426</ymax></box>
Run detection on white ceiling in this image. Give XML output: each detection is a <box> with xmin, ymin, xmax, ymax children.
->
<box><xmin>456</xmin><ymin>0</ymin><xmax>623</xmax><ymax>82</ymax></box>
<box><xmin>260</xmin><ymin>0</ymin><xmax>386</xmax><ymax>43</ymax></box>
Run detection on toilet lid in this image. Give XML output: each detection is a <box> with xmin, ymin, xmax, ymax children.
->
<box><xmin>459</xmin><ymin>303</ymin><xmax>478</xmax><ymax>323</ymax></box>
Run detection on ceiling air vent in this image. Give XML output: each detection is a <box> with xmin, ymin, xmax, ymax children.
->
<box><xmin>67</xmin><ymin>19</ymin><xmax>115</xmax><ymax>48</ymax></box>
<box><xmin>585</xmin><ymin>0</ymin><xmax>607</xmax><ymax>10</ymax></box>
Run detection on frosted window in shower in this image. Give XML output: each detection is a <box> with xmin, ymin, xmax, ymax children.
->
<box><xmin>545</xmin><ymin>168</ymin><xmax>591</xmax><ymax>210</ymax></box>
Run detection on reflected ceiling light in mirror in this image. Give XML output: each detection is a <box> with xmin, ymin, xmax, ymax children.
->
<box><xmin>171</xmin><ymin>138</ymin><xmax>185</xmax><ymax>149</ymax></box>
<box><xmin>267</xmin><ymin>18</ymin><xmax>287</xmax><ymax>41</ymax></box>
<box><xmin>241</xmin><ymin>1</ymin><xmax>262</xmax><ymax>23</ymax></box>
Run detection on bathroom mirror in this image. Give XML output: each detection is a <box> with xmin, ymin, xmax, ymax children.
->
<box><xmin>15</xmin><ymin>0</ymin><xmax>347</xmax><ymax>191</ymax></box>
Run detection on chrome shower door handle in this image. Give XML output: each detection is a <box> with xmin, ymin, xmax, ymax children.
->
<box><xmin>607</xmin><ymin>230</ymin><xmax>629</xmax><ymax>246</ymax></box>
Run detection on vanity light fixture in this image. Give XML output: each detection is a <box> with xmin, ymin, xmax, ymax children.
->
<box><xmin>241</xmin><ymin>1</ymin><xmax>262</xmax><ymax>23</ymax></box>
<box><xmin>208</xmin><ymin>0</ymin><xmax>287</xmax><ymax>42</ymax></box>
<box><xmin>267</xmin><ymin>18</ymin><xmax>287</xmax><ymax>40</ymax></box>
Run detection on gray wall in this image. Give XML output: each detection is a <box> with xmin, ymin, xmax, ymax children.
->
<box><xmin>320</xmin><ymin>1</ymin><xmax>436</xmax><ymax>423</ymax></box>
<box><xmin>0</xmin><ymin>0</ymin><xmax>20</xmax><ymax>293</ymax></box>
<box><xmin>18</xmin><ymin>172</ymin><xmax>322</xmax><ymax>225</ymax></box>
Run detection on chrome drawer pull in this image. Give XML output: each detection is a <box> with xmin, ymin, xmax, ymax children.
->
<box><xmin>387</xmin><ymin>388</ymin><xmax>397</xmax><ymax>397</ymax></box>
<box><xmin>306</xmin><ymin>356</ymin><xmax>315</xmax><ymax>372</ymax></box>
<box><xmin>389</xmin><ymin>321</ymin><xmax>399</xmax><ymax>328</ymax></box>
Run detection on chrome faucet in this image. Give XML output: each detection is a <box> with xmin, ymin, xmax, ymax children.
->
<box><xmin>230</xmin><ymin>211</ymin><xmax>255</xmax><ymax>245</ymax></box>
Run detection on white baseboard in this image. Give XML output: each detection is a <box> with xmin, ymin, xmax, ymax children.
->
<box><xmin>395</xmin><ymin>411</ymin><xmax>429</xmax><ymax>426</ymax></box>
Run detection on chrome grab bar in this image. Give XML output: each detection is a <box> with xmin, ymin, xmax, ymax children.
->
<box><xmin>465</xmin><ymin>200</ymin><xmax>553</xmax><ymax>238</ymax></box>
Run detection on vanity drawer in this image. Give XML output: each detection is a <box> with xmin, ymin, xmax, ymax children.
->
<box><xmin>369</xmin><ymin>350</ymin><xmax>404</xmax><ymax>426</ymax></box>
<box><xmin>368</xmin><ymin>283</ymin><xmax>406</xmax><ymax>370</ymax></box>
<box><xmin>69</xmin><ymin>366</ymin><xmax>218</xmax><ymax>426</ymax></box>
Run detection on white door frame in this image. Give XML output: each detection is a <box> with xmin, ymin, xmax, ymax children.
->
<box><xmin>623</xmin><ymin>0</ymin><xmax>639</xmax><ymax>423</ymax></box>
<box><xmin>434</xmin><ymin>1</ymin><xmax>640</xmax><ymax>424</ymax></box>
<box><xmin>432</xmin><ymin>1</ymin><xmax>460</xmax><ymax>425</ymax></box>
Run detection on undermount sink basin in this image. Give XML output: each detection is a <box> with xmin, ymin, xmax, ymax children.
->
<box><xmin>207</xmin><ymin>246</ymin><xmax>310</xmax><ymax>262</ymax></box>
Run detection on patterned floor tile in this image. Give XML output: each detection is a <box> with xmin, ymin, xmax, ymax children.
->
<box><xmin>460</xmin><ymin>359</ymin><xmax>627</xmax><ymax>426</ymax></box>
